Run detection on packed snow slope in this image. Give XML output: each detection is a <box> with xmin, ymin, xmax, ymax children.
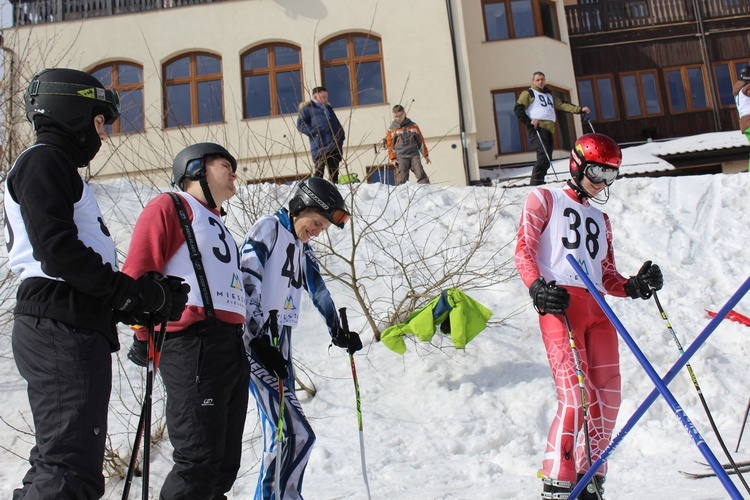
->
<box><xmin>0</xmin><ymin>170</ymin><xmax>749</xmax><ymax>499</ymax></box>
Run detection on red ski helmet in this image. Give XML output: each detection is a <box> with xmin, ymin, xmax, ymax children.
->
<box><xmin>569</xmin><ymin>133</ymin><xmax>622</xmax><ymax>185</ymax></box>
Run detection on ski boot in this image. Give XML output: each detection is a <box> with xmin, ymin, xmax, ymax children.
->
<box><xmin>576</xmin><ymin>473</ymin><xmax>605</xmax><ymax>499</ymax></box>
<box><xmin>540</xmin><ymin>477</ymin><xmax>573</xmax><ymax>499</ymax></box>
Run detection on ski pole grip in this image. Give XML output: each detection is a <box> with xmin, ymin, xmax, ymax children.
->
<box><xmin>268</xmin><ymin>309</ymin><xmax>279</xmax><ymax>345</ymax></box>
<box><xmin>339</xmin><ymin>307</ymin><xmax>349</xmax><ymax>334</ymax></box>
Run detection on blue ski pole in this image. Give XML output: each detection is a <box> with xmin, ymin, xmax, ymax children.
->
<box><xmin>566</xmin><ymin>255</ymin><xmax>747</xmax><ymax>499</ymax></box>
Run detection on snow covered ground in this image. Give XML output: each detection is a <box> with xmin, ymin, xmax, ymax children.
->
<box><xmin>0</xmin><ymin>136</ymin><xmax>749</xmax><ymax>499</ymax></box>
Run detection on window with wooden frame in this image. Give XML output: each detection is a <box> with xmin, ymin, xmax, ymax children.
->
<box><xmin>620</xmin><ymin>70</ymin><xmax>662</xmax><ymax>118</ymax></box>
<box><xmin>712</xmin><ymin>59</ymin><xmax>750</xmax><ymax>108</ymax></box>
<box><xmin>163</xmin><ymin>52</ymin><xmax>223</xmax><ymax>128</ymax></box>
<box><xmin>576</xmin><ymin>75</ymin><xmax>619</xmax><ymax>122</ymax></box>
<box><xmin>242</xmin><ymin>43</ymin><xmax>303</xmax><ymax>119</ymax></box>
<box><xmin>491</xmin><ymin>86</ymin><xmax>575</xmax><ymax>155</ymax></box>
<box><xmin>663</xmin><ymin>65</ymin><xmax>710</xmax><ymax>114</ymax></box>
<box><xmin>90</xmin><ymin>62</ymin><xmax>144</xmax><ymax>134</ymax></box>
<box><xmin>320</xmin><ymin>33</ymin><xmax>385</xmax><ymax>108</ymax></box>
<box><xmin>482</xmin><ymin>0</ymin><xmax>561</xmax><ymax>41</ymax></box>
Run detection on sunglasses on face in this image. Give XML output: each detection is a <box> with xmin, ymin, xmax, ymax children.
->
<box><xmin>584</xmin><ymin>164</ymin><xmax>619</xmax><ymax>186</ymax></box>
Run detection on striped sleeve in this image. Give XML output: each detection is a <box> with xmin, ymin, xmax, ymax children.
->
<box><xmin>600</xmin><ymin>213</ymin><xmax>628</xmax><ymax>297</ymax></box>
<box><xmin>515</xmin><ymin>188</ymin><xmax>552</xmax><ymax>289</ymax></box>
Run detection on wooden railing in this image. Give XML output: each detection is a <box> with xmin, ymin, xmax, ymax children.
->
<box><xmin>566</xmin><ymin>0</ymin><xmax>750</xmax><ymax>35</ymax></box>
<box><xmin>11</xmin><ymin>0</ymin><xmax>225</xmax><ymax>25</ymax></box>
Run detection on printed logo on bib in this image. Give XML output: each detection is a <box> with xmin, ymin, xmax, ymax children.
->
<box><xmin>230</xmin><ymin>273</ymin><xmax>242</xmax><ymax>290</ymax></box>
<box><xmin>215</xmin><ymin>288</ymin><xmax>244</xmax><ymax>309</ymax></box>
<box><xmin>284</xmin><ymin>295</ymin><xmax>297</xmax><ymax>311</ymax></box>
<box><xmin>577</xmin><ymin>258</ymin><xmax>589</xmax><ymax>277</ymax></box>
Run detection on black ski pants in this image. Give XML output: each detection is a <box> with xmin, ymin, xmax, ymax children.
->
<box><xmin>313</xmin><ymin>150</ymin><xmax>342</xmax><ymax>184</ymax></box>
<box><xmin>528</xmin><ymin>127</ymin><xmax>554</xmax><ymax>186</ymax></box>
<box><xmin>12</xmin><ymin>314</ymin><xmax>111</xmax><ymax>500</ymax></box>
<box><xmin>158</xmin><ymin>324</ymin><xmax>250</xmax><ymax>500</ymax></box>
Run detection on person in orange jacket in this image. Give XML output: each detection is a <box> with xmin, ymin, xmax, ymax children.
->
<box><xmin>386</xmin><ymin>105</ymin><xmax>431</xmax><ymax>185</ymax></box>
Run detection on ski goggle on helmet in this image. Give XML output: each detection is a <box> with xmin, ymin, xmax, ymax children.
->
<box><xmin>290</xmin><ymin>177</ymin><xmax>351</xmax><ymax>229</ymax></box>
<box><xmin>585</xmin><ymin>163</ymin><xmax>619</xmax><ymax>186</ymax></box>
<box><xmin>569</xmin><ymin>133</ymin><xmax>622</xmax><ymax>186</ymax></box>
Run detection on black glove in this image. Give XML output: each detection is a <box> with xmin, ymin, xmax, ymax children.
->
<box><xmin>249</xmin><ymin>335</ymin><xmax>289</xmax><ymax>379</ymax></box>
<box><xmin>529</xmin><ymin>277</ymin><xmax>570</xmax><ymax>315</ymax></box>
<box><xmin>127</xmin><ymin>336</ymin><xmax>148</xmax><ymax>367</ymax></box>
<box><xmin>331</xmin><ymin>328</ymin><xmax>363</xmax><ymax>354</ymax></box>
<box><xmin>162</xmin><ymin>275</ymin><xmax>190</xmax><ymax>321</ymax></box>
<box><xmin>133</xmin><ymin>272</ymin><xmax>190</xmax><ymax>324</ymax></box>
<box><xmin>624</xmin><ymin>260</ymin><xmax>663</xmax><ymax>300</ymax></box>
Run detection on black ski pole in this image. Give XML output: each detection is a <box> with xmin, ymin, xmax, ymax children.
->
<box><xmin>339</xmin><ymin>308</ymin><xmax>372</xmax><ymax>500</ymax></box>
<box><xmin>652</xmin><ymin>289</ymin><xmax>750</xmax><ymax>495</ymax></box>
<box><xmin>267</xmin><ymin>310</ymin><xmax>284</xmax><ymax>500</ymax></box>
<box><xmin>736</xmin><ymin>396</ymin><xmax>750</xmax><ymax>453</ymax></box>
<box><xmin>534</xmin><ymin>127</ymin><xmax>559</xmax><ymax>182</ymax></box>
<box><xmin>581</xmin><ymin>112</ymin><xmax>596</xmax><ymax>134</ymax></box>
<box><xmin>122</xmin><ymin>319</ymin><xmax>168</xmax><ymax>500</ymax></box>
<box><xmin>561</xmin><ymin>311</ymin><xmax>603</xmax><ymax>500</ymax></box>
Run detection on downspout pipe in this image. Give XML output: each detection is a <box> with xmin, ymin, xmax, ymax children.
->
<box><xmin>445</xmin><ymin>0</ymin><xmax>471</xmax><ymax>185</ymax></box>
<box><xmin>692</xmin><ymin>0</ymin><xmax>722</xmax><ymax>131</ymax></box>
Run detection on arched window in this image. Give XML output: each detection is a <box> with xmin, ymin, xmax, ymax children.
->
<box><xmin>163</xmin><ymin>52</ymin><xmax>223</xmax><ymax>128</ymax></box>
<box><xmin>90</xmin><ymin>62</ymin><xmax>144</xmax><ymax>134</ymax></box>
<box><xmin>320</xmin><ymin>33</ymin><xmax>385</xmax><ymax>107</ymax></box>
<box><xmin>241</xmin><ymin>43</ymin><xmax>303</xmax><ymax>118</ymax></box>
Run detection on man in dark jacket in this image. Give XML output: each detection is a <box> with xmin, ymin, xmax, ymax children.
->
<box><xmin>4</xmin><ymin>68</ymin><xmax>188</xmax><ymax>499</ymax></box>
<box><xmin>514</xmin><ymin>71</ymin><xmax>589</xmax><ymax>186</ymax></box>
<box><xmin>296</xmin><ymin>86</ymin><xmax>345</xmax><ymax>183</ymax></box>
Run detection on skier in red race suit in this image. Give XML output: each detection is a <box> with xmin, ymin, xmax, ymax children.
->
<box><xmin>515</xmin><ymin>133</ymin><xmax>664</xmax><ymax>499</ymax></box>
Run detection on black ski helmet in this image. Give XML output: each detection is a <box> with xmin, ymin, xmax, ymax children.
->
<box><xmin>24</xmin><ymin>68</ymin><xmax>120</xmax><ymax>133</ymax></box>
<box><xmin>289</xmin><ymin>177</ymin><xmax>350</xmax><ymax>229</ymax></box>
<box><xmin>741</xmin><ymin>66</ymin><xmax>750</xmax><ymax>82</ymax></box>
<box><xmin>172</xmin><ymin>142</ymin><xmax>237</xmax><ymax>191</ymax></box>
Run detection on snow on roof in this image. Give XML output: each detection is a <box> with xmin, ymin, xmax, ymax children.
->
<box><xmin>484</xmin><ymin>130</ymin><xmax>749</xmax><ymax>183</ymax></box>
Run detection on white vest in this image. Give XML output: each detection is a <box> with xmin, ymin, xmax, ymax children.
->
<box><xmin>536</xmin><ymin>189</ymin><xmax>608</xmax><ymax>293</ymax></box>
<box><xmin>736</xmin><ymin>88</ymin><xmax>750</xmax><ymax>118</ymax></box>
<box><xmin>526</xmin><ymin>89</ymin><xmax>557</xmax><ymax>122</ymax></box>
<box><xmin>163</xmin><ymin>193</ymin><xmax>245</xmax><ymax>317</ymax></box>
<box><xmin>4</xmin><ymin>145</ymin><xmax>118</xmax><ymax>281</ymax></box>
<box><xmin>255</xmin><ymin>215</ymin><xmax>306</xmax><ymax>328</ymax></box>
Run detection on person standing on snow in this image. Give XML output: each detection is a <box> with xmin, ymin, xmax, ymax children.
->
<box><xmin>515</xmin><ymin>133</ymin><xmax>663</xmax><ymax>499</ymax></box>
<box><xmin>386</xmin><ymin>104</ymin><xmax>431</xmax><ymax>185</ymax></box>
<box><xmin>122</xmin><ymin>143</ymin><xmax>249</xmax><ymax>499</ymax></box>
<box><xmin>240</xmin><ymin>177</ymin><xmax>362</xmax><ymax>499</ymax></box>
<box><xmin>734</xmin><ymin>66</ymin><xmax>750</xmax><ymax>172</ymax></box>
<box><xmin>514</xmin><ymin>71</ymin><xmax>590</xmax><ymax>186</ymax></box>
<box><xmin>297</xmin><ymin>86</ymin><xmax>346</xmax><ymax>184</ymax></box>
<box><xmin>4</xmin><ymin>68</ymin><xmax>188</xmax><ymax>499</ymax></box>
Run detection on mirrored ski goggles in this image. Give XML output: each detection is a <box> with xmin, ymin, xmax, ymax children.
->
<box><xmin>584</xmin><ymin>163</ymin><xmax>619</xmax><ymax>186</ymax></box>
<box><xmin>328</xmin><ymin>208</ymin><xmax>351</xmax><ymax>229</ymax></box>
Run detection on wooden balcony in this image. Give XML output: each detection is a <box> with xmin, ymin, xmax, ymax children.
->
<box><xmin>10</xmin><ymin>0</ymin><xmax>225</xmax><ymax>25</ymax></box>
<box><xmin>565</xmin><ymin>0</ymin><xmax>750</xmax><ymax>35</ymax></box>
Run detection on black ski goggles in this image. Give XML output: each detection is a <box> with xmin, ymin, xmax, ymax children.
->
<box><xmin>584</xmin><ymin>164</ymin><xmax>619</xmax><ymax>186</ymax></box>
